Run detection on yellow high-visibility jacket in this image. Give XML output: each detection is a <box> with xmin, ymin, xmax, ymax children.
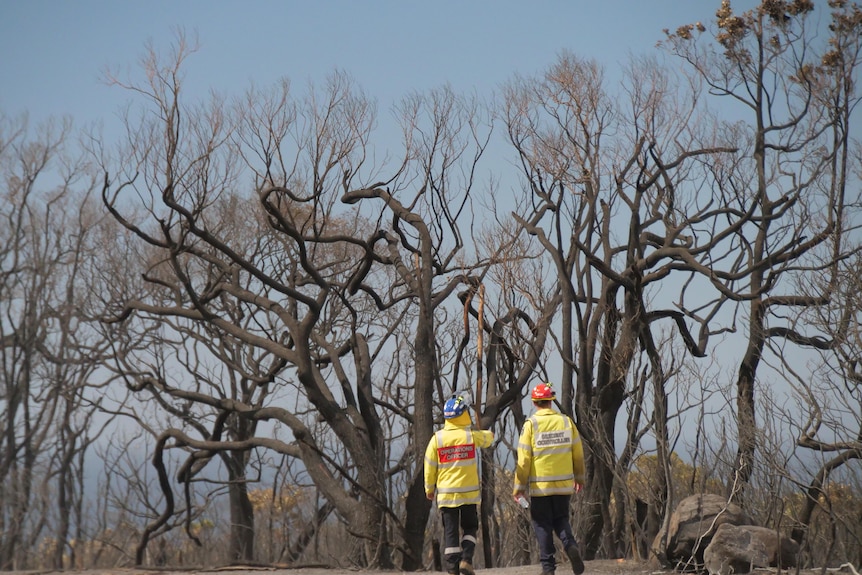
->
<box><xmin>513</xmin><ymin>407</ymin><xmax>585</xmax><ymax>496</ymax></box>
<box><xmin>424</xmin><ymin>420</ymin><xmax>494</xmax><ymax>508</ymax></box>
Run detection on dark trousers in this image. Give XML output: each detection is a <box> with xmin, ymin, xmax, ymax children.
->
<box><xmin>529</xmin><ymin>495</ymin><xmax>577</xmax><ymax>573</ymax></box>
<box><xmin>440</xmin><ymin>504</ymin><xmax>478</xmax><ymax>573</ymax></box>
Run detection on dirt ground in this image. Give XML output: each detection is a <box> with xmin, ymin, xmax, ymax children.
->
<box><xmin>5</xmin><ymin>559</ymin><xmax>856</xmax><ymax>575</ymax></box>
<box><xmin>0</xmin><ymin>559</ymin><xmax>658</xmax><ymax>575</ymax></box>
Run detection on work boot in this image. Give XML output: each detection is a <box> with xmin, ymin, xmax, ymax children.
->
<box><xmin>566</xmin><ymin>544</ymin><xmax>585</xmax><ymax>575</ymax></box>
<box><xmin>459</xmin><ymin>560</ymin><xmax>474</xmax><ymax>575</ymax></box>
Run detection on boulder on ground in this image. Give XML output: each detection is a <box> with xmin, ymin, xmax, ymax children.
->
<box><xmin>650</xmin><ymin>494</ymin><xmax>752</xmax><ymax>569</ymax></box>
<box><xmin>703</xmin><ymin>523</ymin><xmax>799</xmax><ymax>575</ymax></box>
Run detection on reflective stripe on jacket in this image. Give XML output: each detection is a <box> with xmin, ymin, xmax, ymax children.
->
<box><xmin>424</xmin><ymin>421</ymin><xmax>494</xmax><ymax>508</ymax></box>
<box><xmin>513</xmin><ymin>407</ymin><xmax>585</xmax><ymax>496</ymax></box>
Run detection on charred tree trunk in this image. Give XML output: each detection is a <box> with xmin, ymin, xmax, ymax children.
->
<box><xmin>227</xmin><ymin>470</ymin><xmax>255</xmax><ymax>563</ymax></box>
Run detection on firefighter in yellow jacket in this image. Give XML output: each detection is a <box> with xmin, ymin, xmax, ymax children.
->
<box><xmin>513</xmin><ymin>383</ymin><xmax>585</xmax><ymax>575</ymax></box>
<box><xmin>425</xmin><ymin>394</ymin><xmax>494</xmax><ymax>575</ymax></box>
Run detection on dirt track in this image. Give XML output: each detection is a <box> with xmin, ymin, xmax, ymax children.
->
<box><xmin>7</xmin><ymin>559</ymin><xmax>854</xmax><ymax>575</ymax></box>
<box><xmin>4</xmin><ymin>559</ymin><xmax>660</xmax><ymax>575</ymax></box>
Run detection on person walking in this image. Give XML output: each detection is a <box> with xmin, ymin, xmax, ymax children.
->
<box><xmin>513</xmin><ymin>382</ymin><xmax>586</xmax><ymax>575</ymax></box>
<box><xmin>425</xmin><ymin>394</ymin><xmax>495</xmax><ymax>575</ymax></box>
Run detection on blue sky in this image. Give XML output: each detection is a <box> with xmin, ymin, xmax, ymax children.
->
<box><xmin>0</xmin><ymin>1</ymin><xmax>759</xmax><ymax>133</ymax></box>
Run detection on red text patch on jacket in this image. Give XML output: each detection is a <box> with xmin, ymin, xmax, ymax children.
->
<box><xmin>438</xmin><ymin>443</ymin><xmax>476</xmax><ymax>463</ymax></box>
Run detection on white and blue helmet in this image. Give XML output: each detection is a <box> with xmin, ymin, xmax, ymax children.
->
<box><xmin>443</xmin><ymin>395</ymin><xmax>468</xmax><ymax>419</ymax></box>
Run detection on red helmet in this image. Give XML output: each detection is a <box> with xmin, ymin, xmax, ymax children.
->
<box><xmin>531</xmin><ymin>382</ymin><xmax>555</xmax><ymax>401</ymax></box>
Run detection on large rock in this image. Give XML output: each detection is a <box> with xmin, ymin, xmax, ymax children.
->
<box><xmin>651</xmin><ymin>494</ymin><xmax>752</xmax><ymax>569</ymax></box>
<box><xmin>703</xmin><ymin>523</ymin><xmax>799</xmax><ymax>575</ymax></box>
